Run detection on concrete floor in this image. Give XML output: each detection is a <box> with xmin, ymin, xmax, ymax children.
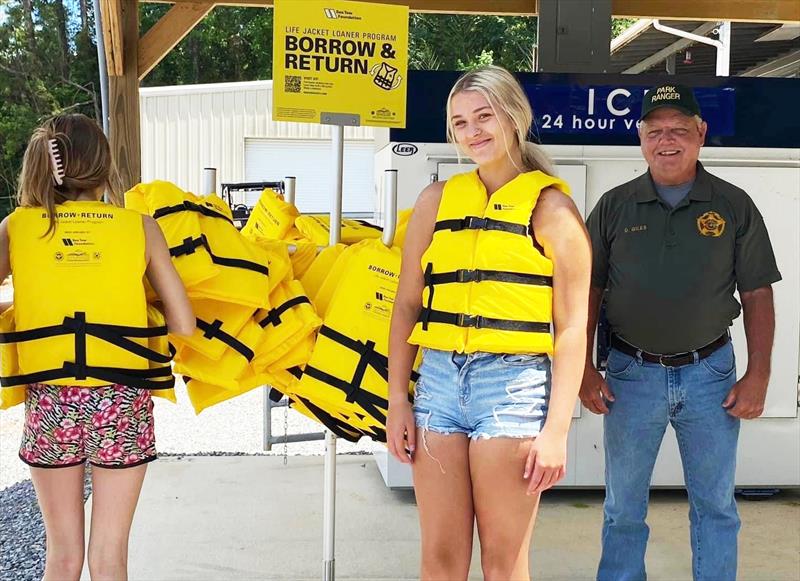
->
<box><xmin>85</xmin><ymin>455</ymin><xmax>800</xmax><ymax>581</ymax></box>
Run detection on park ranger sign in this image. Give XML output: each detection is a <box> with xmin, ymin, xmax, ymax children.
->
<box><xmin>273</xmin><ymin>0</ymin><xmax>409</xmax><ymax>127</ymax></box>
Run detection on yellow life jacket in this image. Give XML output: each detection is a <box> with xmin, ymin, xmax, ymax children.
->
<box><xmin>299</xmin><ymin>243</ymin><xmax>346</xmax><ymax>306</ymax></box>
<box><xmin>251</xmin><ymin>280</ymin><xmax>321</xmax><ymax>372</ymax></box>
<box><xmin>170</xmin><ymin>300</ymin><xmax>254</xmax><ymax>361</ymax></box>
<box><xmin>408</xmin><ymin>170</ymin><xmax>569</xmax><ymax>355</ymax></box>
<box><xmin>293</xmin><ymin>239</ymin><xmax>418</xmax><ymax>440</ymax></box>
<box><xmin>0</xmin><ymin>203</ymin><xmax>175</xmax><ymax>391</ymax></box>
<box><xmin>246</xmin><ymin>237</ymin><xmax>294</xmax><ymax>290</ymax></box>
<box><xmin>127</xmin><ymin>182</ymin><xmax>273</xmax><ymax>309</ymax></box>
<box><xmin>294</xmin><ymin>215</ymin><xmax>383</xmax><ymax>246</ymax></box>
<box><xmin>173</xmin><ymin>317</ymin><xmax>265</xmax><ymax>390</ymax></box>
<box><xmin>241</xmin><ymin>188</ymin><xmax>299</xmax><ymax>240</ymax></box>
<box><xmin>281</xmin><ymin>227</ymin><xmax>318</xmax><ymax>278</ymax></box>
<box><xmin>125</xmin><ymin>182</ymin><xmax>221</xmax><ymax>290</ymax></box>
<box><xmin>184</xmin><ymin>364</ymin><xmax>303</xmax><ymax>414</ymax></box>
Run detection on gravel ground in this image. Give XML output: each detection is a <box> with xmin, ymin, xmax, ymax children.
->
<box><xmin>0</xmin><ymin>470</ymin><xmax>92</xmax><ymax>581</ymax></box>
<box><xmin>0</xmin><ymin>377</ymin><xmax>380</xmax><ymax>578</ymax></box>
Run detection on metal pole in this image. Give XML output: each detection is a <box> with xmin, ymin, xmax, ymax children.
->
<box><xmin>716</xmin><ymin>22</ymin><xmax>731</xmax><ymax>77</ymax></box>
<box><xmin>329</xmin><ymin>126</ymin><xmax>344</xmax><ymax>246</ymax></box>
<box><xmin>284</xmin><ymin>176</ymin><xmax>297</xmax><ymax>204</ymax></box>
<box><xmin>263</xmin><ymin>388</ymin><xmax>273</xmax><ymax>452</ymax></box>
<box><xmin>202</xmin><ymin>168</ymin><xmax>217</xmax><ymax>196</ymax></box>
<box><xmin>323</xmin><ymin>124</ymin><xmax>344</xmax><ymax>581</ymax></box>
<box><xmin>92</xmin><ymin>0</ymin><xmax>110</xmax><ymax>136</ymax></box>
<box><xmin>381</xmin><ymin>170</ymin><xmax>398</xmax><ymax>247</ymax></box>
<box><xmin>322</xmin><ymin>430</ymin><xmax>337</xmax><ymax>581</ymax></box>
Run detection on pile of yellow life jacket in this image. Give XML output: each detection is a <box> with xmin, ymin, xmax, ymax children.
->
<box><xmin>125</xmin><ymin>182</ymin><xmax>322</xmax><ymax>415</ymax></box>
<box><xmin>237</xmin><ymin>188</ymin><xmax>418</xmax><ymax>442</ymax></box>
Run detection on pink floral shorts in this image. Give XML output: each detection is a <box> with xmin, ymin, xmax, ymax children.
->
<box><xmin>19</xmin><ymin>383</ymin><xmax>157</xmax><ymax>469</ymax></box>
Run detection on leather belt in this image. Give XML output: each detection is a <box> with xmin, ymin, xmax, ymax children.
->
<box><xmin>610</xmin><ymin>333</ymin><xmax>730</xmax><ymax>368</ymax></box>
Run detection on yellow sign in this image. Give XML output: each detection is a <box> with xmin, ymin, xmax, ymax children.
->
<box><xmin>273</xmin><ymin>0</ymin><xmax>408</xmax><ymax>128</ymax></box>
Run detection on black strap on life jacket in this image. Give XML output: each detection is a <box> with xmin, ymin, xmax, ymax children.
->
<box><xmin>153</xmin><ymin>200</ymin><xmax>234</xmax><ymax>224</ymax></box>
<box><xmin>258</xmin><ymin>296</ymin><xmax>312</xmax><ymax>328</ymax></box>
<box><xmin>293</xmin><ymin>394</ymin><xmax>366</xmax><ymax>442</ymax></box>
<box><xmin>195</xmin><ymin>318</ymin><xmax>255</xmax><ymax>361</ymax></box>
<box><xmin>169</xmin><ymin>234</ymin><xmax>269</xmax><ymax>276</ymax></box>
<box><xmin>417</xmin><ymin>309</ymin><xmax>551</xmax><ymax>334</ymax></box>
<box><xmin>302</xmin><ymin>324</ymin><xmax>420</xmax><ymax>431</ymax></box>
<box><xmin>419</xmin><ymin>262</ymin><xmax>552</xmax><ymax>333</ymax></box>
<box><xmin>434</xmin><ymin>216</ymin><xmax>528</xmax><ymax>237</ymax></box>
<box><xmin>0</xmin><ymin>312</ymin><xmax>175</xmax><ymax>390</ymax></box>
<box><xmin>353</xmin><ymin>219</ymin><xmax>383</xmax><ymax>232</ymax></box>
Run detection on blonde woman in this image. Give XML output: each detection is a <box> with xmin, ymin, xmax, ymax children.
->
<box><xmin>387</xmin><ymin>66</ymin><xmax>591</xmax><ymax>580</ymax></box>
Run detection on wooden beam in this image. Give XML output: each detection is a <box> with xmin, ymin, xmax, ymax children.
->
<box><xmin>99</xmin><ymin>0</ymin><xmax>123</xmax><ymax>76</ymax></box>
<box><xmin>139</xmin><ymin>2</ymin><xmax>215</xmax><ymax>80</ymax></box>
<box><xmin>144</xmin><ymin>0</ymin><xmax>539</xmax><ymax>16</ymax></box>
<box><xmin>612</xmin><ymin>0</ymin><xmax>800</xmax><ymax>24</ymax></box>
<box><xmin>144</xmin><ymin>0</ymin><xmax>800</xmax><ymax>21</ymax></box>
<box><xmin>109</xmin><ymin>0</ymin><xmax>141</xmax><ymax>191</ymax></box>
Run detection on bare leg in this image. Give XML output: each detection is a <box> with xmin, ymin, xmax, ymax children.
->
<box><xmin>86</xmin><ymin>464</ymin><xmax>147</xmax><ymax>581</ymax></box>
<box><xmin>412</xmin><ymin>429</ymin><xmax>474</xmax><ymax>581</ymax></box>
<box><xmin>471</xmin><ymin>437</ymin><xmax>541</xmax><ymax>581</ymax></box>
<box><xmin>30</xmin><ymin>464</ymin><xmax>87</xmax><ymax>581</ymax></box>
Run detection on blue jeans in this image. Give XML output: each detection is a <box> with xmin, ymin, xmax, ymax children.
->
<box><xmin>597</xmin><ymin>342</ymin><xmax>740</xmax><ymax>581</ymax></box>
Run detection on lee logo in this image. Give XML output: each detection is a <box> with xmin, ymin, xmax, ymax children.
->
<box><xmin>697</xmin><ymin>211</ymin><xmax>726</xmax><ymax>237</ymax></box>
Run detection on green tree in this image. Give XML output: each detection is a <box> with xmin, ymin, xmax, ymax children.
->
<box><xmin>0</xmin><ymin>0</ymin><xmax>99</xmax><ymax>218</ymax></box>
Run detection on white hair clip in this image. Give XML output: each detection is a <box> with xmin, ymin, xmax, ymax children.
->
<box><xmin>48</xmin><ymin>138</ymin><xmax>65</xmax><ymax>186</ymax></box>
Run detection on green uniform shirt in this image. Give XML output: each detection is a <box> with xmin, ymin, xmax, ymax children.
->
<box><xmin>587</xmin><ymin>162</ymin><xmax>781</xmax><ymax>354</ymax></box>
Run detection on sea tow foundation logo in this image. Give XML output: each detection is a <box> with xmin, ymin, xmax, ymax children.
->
<box><xmin>323</xmin><ymin>7</ymin><xmax>362</xmax><ymax>21</ymax></box>
<box><xmin>392</xmin><ymin>143</ymin><xmax>418</xmax><ymax>156</ymax></box>
<box><xmin>697</xmin><ymin>211</ymin><xmax>726</xmax><ymax>237</ymax></box>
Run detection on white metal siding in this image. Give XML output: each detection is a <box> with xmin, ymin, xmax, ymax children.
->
<box><xmin>244</xmin><ymin>138</ymin><xmax>375</xmax><ymax>214</ymax></box>
<box><xmin>140</xmin><ymin>80</ymin><xmax>376</xmax><ymax>195</ymax></box>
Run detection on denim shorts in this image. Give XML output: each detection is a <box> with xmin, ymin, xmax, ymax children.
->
<box><xmin>413</xmin><ymin>348</ymin><xmax>551</xmax><ymax>440</ymax></box>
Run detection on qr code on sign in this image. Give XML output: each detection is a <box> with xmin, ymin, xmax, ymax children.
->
<box><xmin>285</xmin><ymin>75</ymin><xmax>301</xmax><ymax>93</ymax></box>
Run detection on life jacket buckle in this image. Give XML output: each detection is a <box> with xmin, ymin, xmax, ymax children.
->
<box><xmin>464</xmin><ymin>216</ymin><xmax>487</xmax><ymax>230</ymax></box>
<box><xmin>456</xmin><ymin>313</ymin><xmax>478</xmax><ymax>328</ymax></box>
<box><xmin>456</xmin><ymin>269</ymin><xmax>477</xmax><ymax>283</ymax></box>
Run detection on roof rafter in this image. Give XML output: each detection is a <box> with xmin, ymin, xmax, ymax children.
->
<box><xmin>143</xmin><ymin>0</ymin><xmax>800</xmax><ymax>22</ymax></box>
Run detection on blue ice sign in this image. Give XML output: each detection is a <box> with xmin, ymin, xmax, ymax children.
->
<box><xmin>527</xmin><ymin>84</ymin><xmax>736</xmax><ymax>138</ymax></box>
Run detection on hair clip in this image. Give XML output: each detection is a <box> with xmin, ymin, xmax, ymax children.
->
<box><xmin>48</xmin><ymin>138</ymin><xmax>65</xmax><ymax>186</ymax></box>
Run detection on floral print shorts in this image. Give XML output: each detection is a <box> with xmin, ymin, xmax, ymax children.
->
<box><xmin>19</xmin><ymin>383</ymin><xmax>157</xmax><ymax>469</ymax></box>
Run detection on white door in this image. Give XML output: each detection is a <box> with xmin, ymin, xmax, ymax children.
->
<box><xmin>244</xmin><ymin>138</ymin><xmax>375</xmax><ymax>215</ymax></box>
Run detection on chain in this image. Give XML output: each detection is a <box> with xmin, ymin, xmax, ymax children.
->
<box><xmin>283</xmin><ymin>397</ymin><xmax>289</xmax><ymax>465</ymax></box>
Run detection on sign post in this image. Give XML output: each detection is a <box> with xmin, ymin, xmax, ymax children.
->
<box><xmin>273</xmin><ymin>2</ymin><xmax>408</xmax><ymax>578</ymax></box>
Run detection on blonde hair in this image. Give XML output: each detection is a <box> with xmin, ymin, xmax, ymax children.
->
<box><xmin>17</xmin><ymin>114</ymin><xmax>122</xmax><ymax>235</ymax></box>
<box><xmin>446</xmin><ymin>65</ymin><xmax>556</xmax><ymax>176</ymax></box>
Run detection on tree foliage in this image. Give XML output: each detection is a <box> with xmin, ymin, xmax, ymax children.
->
<box><xmin>0</xmin><ymin>0</ymin><xmax>99</xmax><ymax>216</ymax></box>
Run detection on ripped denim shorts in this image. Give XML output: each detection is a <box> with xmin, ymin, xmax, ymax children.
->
<box><xmin>413</xmin><ymin>348</ymin><xmax>551</xmax><ymax>440</ymax></box>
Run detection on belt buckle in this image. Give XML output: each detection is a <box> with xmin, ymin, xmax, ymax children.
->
<box><xmin>658</xmin><ymin>354</ymin><xmax>669</xmax><ymax>368</ymax></box>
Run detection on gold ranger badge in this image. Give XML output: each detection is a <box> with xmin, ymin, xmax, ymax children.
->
<box><xmin>697</xmin><ymin>211</ymin><xmax>726</xmax><ymax>237</ymax></box>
